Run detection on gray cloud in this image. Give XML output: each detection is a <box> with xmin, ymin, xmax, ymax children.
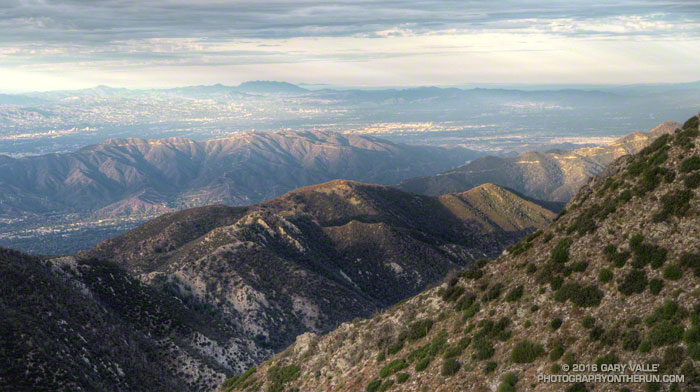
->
<box><xmin>1</xmin><ymin>0</ymin><xmax>698</xmax><ymax>45</ymax></box>
<box><xmin>0</xmin><ymin>0</ymin><xmax>698</xmax><ymax>88</ymax></box>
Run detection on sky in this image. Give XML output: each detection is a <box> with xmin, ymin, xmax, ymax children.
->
<box><xmin>1</xmin><ymin>0</ymin><xmax>699</xmax><ymax>92</ymax></box>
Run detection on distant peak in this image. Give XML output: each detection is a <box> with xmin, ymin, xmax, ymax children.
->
<box><xmin>237</xmin><ymin>81</ymin><xmax>308</xmax><ymax>94</ymax></box>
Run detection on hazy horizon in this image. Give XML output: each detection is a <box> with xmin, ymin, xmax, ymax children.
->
<box><xmin>3</xmin><ymin>78</ymin><xmax>700</xmax><ymax>95</ymax></box>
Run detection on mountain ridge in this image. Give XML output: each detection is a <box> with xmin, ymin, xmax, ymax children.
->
<box><xmin>71</xmin><ymin>179</ymin><xmax>556</xmax><ymax>388</ymax></box>
<box><xmin>397</xmin><ymin>121</ymin><xmax>681</xmax><ymax>202</ymax></box>
<box><xmin>0</xmin><ymin>130</ymin><xmax>482</xmax><ymax>254</ymax></box>
<box><xmin>228</xmin><ymin>114</ymin><xmax>700</xmax><ymax>392</ymax></box>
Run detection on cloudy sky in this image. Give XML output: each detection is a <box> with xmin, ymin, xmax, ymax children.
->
<box><xmin>1</xmin><ymin>0</ymin><xmax>699</xmax><ymax>91</ymax></box>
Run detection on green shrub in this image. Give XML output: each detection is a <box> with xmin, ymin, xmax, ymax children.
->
<box><xmin>473</xmin><ymin>337</ymin><xmax>495</xmax><ymax>360</ymax></box>
<box><xmin>622</xmin><ymin>330</ymin><xmax>641</xmax><ymax>351</ymax></box>
<box><xmin>572</xmin><ymin>261</ymin><xmax>588</xmax><ymax>272</ymax></box>
<box><xmin>497</xmin><ymin>372</ymin><xmax>518</xmax><ymax>392</ymax></box>
<box><xmin>688</xmin><ymin>344</ymin><xmax>700</xmax><ymax>360</ymax></box>
<box><xmin>379</xmin><ymin>359</ymin><xmax>407</xmax><ymax>378</ymax></box>
<box><xmin>442</xmin><ymin>337</ymin><xmax>471</xmax><ymax>359</ymax></box>
<box><xmin>618</xmin><ymin>269</ymin><xmax>647</xmax><ymax>295</ymax></box>
<box><xmin>550</xmin><ymin>343</ymin><xmax>565</xmax><ymax>360</ymax></box>
<box><xmin>222</xmin><ymin>367</ymin><xmax>256</xmax><ymax>391</ymax></box>
<box><xmin>555</xmin><ymin>282</ymin><xmax>604</xmax><ymax>307</ymax></box>
<box><xmin>415</xmin><ymin>357</ymin><xmax>430</xmax><ymax>372</ymax></box>
<box><xmin>685</xmin><ymin>326</ymin><xmax>700</xmax><ymax>344</ymax></box>
<box><xmin>681</xmin><ymin>156</ymin><xmax>700</xmax><ymax>173</ymax></box>
<box><xmin>511</xmin><ymin>340</ymin><xmax>545</xmax><ymax>363</ymax></box>
<box><xmin>508</xmin><ymin>239</ymin><xmax>533</xmax><ymax>256</ymax></box>
<box><xmin>485</xmin><ymin>361</ymin><xmax>497</xmax><ymax>373</ymax></box>
<box><xmin>378</xmin><ymin>379</ymin><xmax>394</xmax><ymax>392</ymax></box>
<box><xmin>653</xmin><ymin>189</ymin><xmax>694</xmax><ymax>222</ymax></box>
<box><xmin>685</xmin><ymin>172</ymin><xmax>700</xmax><ymax>189</ymax></box>
<box><xmin>603</xmin><ymin>244</ymin><xmax>617</xmax><ymax>256</ymax></box>
<box><xmin>567</xmin><ymin>382</ymin><xmax>588</xmax><ymax>392</ymax></box>
<box><xmin>664</xmin><ymin>170</ymin><xmax>676</xmax><ymax>183</ymax></box>
<box><xmin>407</xmin><ymin>344</ymin><xmax>429</xmax><ymax>363</ymax></box>
<box><xmin>376</xmin><ymin>351</ymin><xmax>386</xmax><ymax>362</ymax></box>
<box><xmin>582</xmin><ymin>315</ymin><xmax>596</xmax><ymax>329</ymax></box>
<box><xmin>407</xmin><ymin>319</ymin><xmax>434</xmax><ymax>341</ymax></box>
<box><xmin>441</xmin><ymin>358</ymin><xmax>461</xmax><ymax>376</ymax></box>
<box><xmin>589</xmin><ymin>325</ymin><xmax>605</xmax><ymax>341</ymax></box>
<box><xmin>483</xmin><ymin>283</ymin><xmax>503</xmax><ymax>302</ymax></box>
<box><xmin>461</xmin><ymin>267</ymin><xmax>483</xmax><ymax>280</ymax></box>
<box><xmin>552</xmin><ymin>238</ymin><xmax>574</xmax><ymax>263</ymax></box>
<box><xmin>526</xmin><ymin>263</ymin><xmax>537</xmax><ymax>274</ymax></box>
<box><xmin>551</xmin><ymin>318</ymin><xmax>563</xmax><ymax>331</ymax></box>
<box><xmin>642</xmin><ymin>133</ymin><xmax>671</xmax><ymax>156</ymax></box>
<box><xmin>649</xmin><ymin>279</ymin><xmax>663</xmax><ymax>295</ymax></box>
<box><xmin>611</xmin><ymin>250</ymin><xmax>630</xmax><ymax>268</ymax></box>
<box><xmin>648</xmin><ymin>320</ymin><xmax>684</xmax><ymax>346</ymax></box>
<box><xmin>386</xmin><ymin>341</ymin><xmax>404</xmax><ymax>355</ymax></box>
<box><xmin>455</xmin><ymin>294</ymin><xmax>477</xmax><ymax>311</ymax></box>
<box><xmin>395</xmin><ymin>373</ymin><xmax>409</xmax><ymax>384</ymax></box>
<box><xmin>497</xmin><ymin>383</ymin><xmax>515</xmax><ymax>392</ymax></box>
<box><xmin>567</xmin><ymin>207</ymin><xmax>598</xmax><ymax>235</ymax></box>
<box><xmin>463</xmin><ymin>302</ymin><xmax>480</xmax><ymax>319</ymax></box>
<box><xmin>366</xmin><ymin>379</ymin><xmax>382</xmax><ymax>392</ymax></box>
<box><xmin>495</xmin><ymin>317</ymin><xmax>511</xmax><ymax>333</ymax></box>
<box><xmin>427</xmin><ymin>329</ymin><xmax>447</xmax><ymax>356</ymax></box>
<box><xmin>595</xmin><ymin>352</ymin><xmax>619</xmax><ymax>366</ymax></box>
<box><xmin>663</xmin><ymin>264</ymin><xmax>682</xmax><ymax>280</ymax></box>
<box><xmin>631</xmin><ymin>242</ymin><xmax>667</xmax><ymax>269</ymax></box>
<box><xmin>563</xmin><ymin>351</ymin><xmax>576</xmax><ymax>368</ymax></box>
<box><xmin>634</xmin><ymin>166</ymin><xmax>666</xmax><ymax>195</ymax></box>
<box><xmin>645</xmin><ymin>300</ymin><xmax>684</xmax><ymax>326</ymax></box>
<box><xmin>618</xmin><ymin>189</ymin><xmax>633</xmax><ymax>203</ymax></box>
<box><xmin>550</xmin><ymin>275</ymin><xmax>564</xmax><ymax>291</ymax></box>
<box><xmin>599</xmin><ymin>268</ymin><xmax>613</xmax><ymax>283</ymax></box>
<box><xmin>639</xmin><ymin>340</ymin><xmax>651</xmax><ymax>353</ymax></box>
<box><xmin>441</xmin><ymin>285</ymin><xmax>465</xmax><ymax>302</ymax></box>
<box><xmin>505</xmin><ymin>285</ymin><xmax>524</xmax><ymax>302</ymax></box>
<box><xmin>646</xmin><ymin>383</ymin><xmax>661</xmax><ymax>392</ymax></box>
<box><xmin>629</xmin><ymin>233</ymin><xmax>644</xmax><ymax>250</ymax></box>
<box><xmin>679</xmin><ymin>253</ymin><xmax>700</xmax><ymax>276</ymax></box>
<box><xmin>682</xmin><ymin>115</ymin><xmax>699</xmax><ymax>130</ymax></box>
<box><xmin>675</xmin><ymin>120</ymin><xmax>699</xmax><ymax>148</ymax></box>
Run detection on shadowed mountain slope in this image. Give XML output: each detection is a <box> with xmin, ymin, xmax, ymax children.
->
<box><xmin>398</xmin><ymin>121</ymin><xmax>681</xmax><ymax>202</ymax></box>
<box><xmin>0</xmin><ymin>248</ymin><xmax>251</xmax><ymax>392</ymax></box>
<box><xmin>76</xmin><ymin>180</ymin><xmax>555</xmax><ymax>387</ymax></box>
<box><xmin>230</xmin><ymin>114</ymin><xmax>700</xmax><ymax>392</ymax></box>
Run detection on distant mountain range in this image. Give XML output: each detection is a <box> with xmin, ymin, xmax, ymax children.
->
<box><xmin>0</xmin><ymin>130</ymin><xmax>479</xmax><ymax>220</ymax></box>
<box><xmin>398</xmin><ymin>121</ymin><xmax>681</xmax><ymax>202</ymax></box>
<box><xmin>1</xmin><ymin>179</ymin><xmax>556</xmax><ymax>390</ymax></box>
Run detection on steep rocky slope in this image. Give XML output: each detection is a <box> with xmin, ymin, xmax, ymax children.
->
<box><xmin>0</xmin><ymin>248</ymin><xmax>247</xmax><ymax>391</ymax></box>
<box><xmin>79</xmin><ymin>181</ymin><xmax>555</xmax><ymax>381</ymax></box>
<box><xmin>398</xmin><ymin>121</ymin><xmax>680</xmax><ymax>202</ymax></box>
<box><xmin>230</xmin><ymin>114</ymin><xmax>700</xmax><ymax>392</ymax></box>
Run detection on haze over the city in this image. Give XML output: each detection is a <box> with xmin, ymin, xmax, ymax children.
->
<box><xmin>1</xmin><ymin>0</ymin><xmax>700</xmax><ymax>92</ymax></box>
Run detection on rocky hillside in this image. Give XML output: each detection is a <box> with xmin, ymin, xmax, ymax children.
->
<box><xmin>77</xmin><ymin>181</ymin><xmax>555</xmax><ymax>384</ymax></box>
<box><xmin>0</xmin><ymin>130</ymin><xmax>478</xmax><ymax>220</ymax></box>
<box><xmin>0</xmin><ymin>248</ymin><xmax>247</xmax><ymax>391</ymax></box>
<box><xmin>398</xmin><ymin>121</ymin><xmax>680</xmax><ymax>202</ymax></box>
<box><xmin>229</xmin><ymin>114</ymin><xmax>700</xmax><ymax>392</ymax></box>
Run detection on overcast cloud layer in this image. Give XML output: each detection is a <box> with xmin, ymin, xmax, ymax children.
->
<box><xmin>1</xmin><ymin>0</ymin><xmax>699</xmax><ymax>91</ymax></box>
